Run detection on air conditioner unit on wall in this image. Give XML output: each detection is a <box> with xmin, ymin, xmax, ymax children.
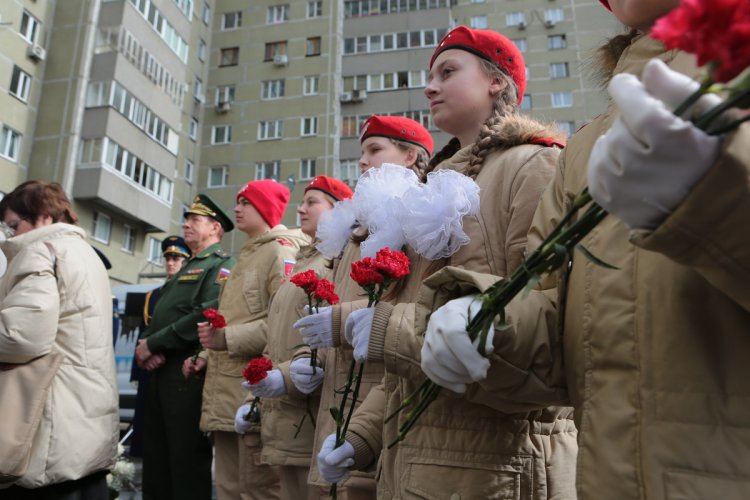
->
<box><xmin>27</xmin><ymin>44</ymin><xmax>46</xmax><ymax>62</ymax></box>
<box><xmin>216</xmin><ymin>101</ymin><xmax>231</xmax><ymax>113</ymax></box>
<box><xmin>273</xmin><ymin>54</ymin><xmax>288</xmax><ymax>66</ymax></box>
<box><xmin>517</xmin><ymin>21</ymin><xmax>527</xmax><ymax>30</ymax></box>
<box><xmin>352</xmin><ymin>89</ymin><xmax>367</xmax><ymax>101</ymax></box>
<box><xmin>340</xmin><ymin>92</ymin><xmax>353</xmax><ymax>103</ymax></box>
<box><xmin>545</xmin><ymin>20</ymin><xmax>556</xmax><ymax>28</ymax></box>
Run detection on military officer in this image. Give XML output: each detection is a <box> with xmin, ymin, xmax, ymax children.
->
<box><xmin>136</xmin><ymin>195</ymin><xmax>236</xmax><ymax>500</ymax></box>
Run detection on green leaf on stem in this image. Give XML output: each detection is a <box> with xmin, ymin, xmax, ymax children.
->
<box><xmin>522</xmin><ymin>273</ymin><xmax>541</xmax><ymax>297</ymax></box>
<box><xmin>576</xmin><ymin>244</ymin><xmax>619</xmax><ymax>269</ymax></box>
<box><xmin>329</xmin><ymin>407</ymin><xmax>340</xmax><ymax>423</ymax></box>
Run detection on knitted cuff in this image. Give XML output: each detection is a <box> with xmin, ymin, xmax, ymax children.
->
<box><xmin>346</xmin><ymin>431</ymin><xmax>376</xmax><ymax>471</ymax></box>
<box><xmin>331</xmin><ymin>305</ymin><xmax>343</xmax><ymax>348</ymax></box>
<box><xmin>368</xmin><ymin>302</ymin><xmax>394</xmax><ymax>363</ymax></box>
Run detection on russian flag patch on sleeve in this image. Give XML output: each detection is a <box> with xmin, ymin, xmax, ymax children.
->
<box><xmin>283</xmin><ymin>260</ymin><xmax>295</xmax><ymax>276</ymax></box>
<box><xmin>216</xmin><ymin>267</ymin><xmax>232</xmax><ymax>284</ymax></box>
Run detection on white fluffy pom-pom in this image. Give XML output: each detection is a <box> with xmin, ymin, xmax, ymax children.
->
<box><xmin>315</xmin><ymin>198</ymin><xmax>357</xmax><ymax>259</ymax></box>
<box><xmin>400</xmin><ymin>170</ymin><xmax>480</xmax><ymax>260</ymax></box>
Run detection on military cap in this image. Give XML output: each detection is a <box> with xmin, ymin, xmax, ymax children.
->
<box><xmin>184</xmin><ymin>194</ymin><xmax>234</xmax><ymax>232</ymax></box>
<box><xmin>161</xmin><ymin>235</ymin><xmax>191</xmax><ymax>258</ymax></box>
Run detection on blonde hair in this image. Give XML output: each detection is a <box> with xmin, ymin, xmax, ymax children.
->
<box><xmin>390</xmin><ymin>138</ymin><xmax>431</xmax><ymax>182</ymax></box>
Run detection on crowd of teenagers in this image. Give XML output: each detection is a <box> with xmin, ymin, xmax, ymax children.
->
<box><xmin>1</xmin><ymin>0</ymin><xmax>749</xmax><ymax>499</ymax></box>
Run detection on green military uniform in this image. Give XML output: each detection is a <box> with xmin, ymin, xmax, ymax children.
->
<box><xmin>141</xmin><ymin>196</ymin><xmax>236</xmax><ymax>500</ymax></box>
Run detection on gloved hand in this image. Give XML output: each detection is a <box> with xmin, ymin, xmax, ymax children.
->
<box><xmin>344</xmin><ymin>308</ymin><xmax>375</xmax><ymax>362</ymax></box>
<box><xmin>588</xmin><ymin>58</ymin><xmax>722</xmax><ymax>230</ymax></box>
<box><xmin>421</xmin><ymin>295</ymin><xmax>494</xmax><ymax>393</ymax></box>
<box><xmin>289</xmin><ymin>357</ymin><xmax>325</xmax><ymax>394</ymax></box>
<box><xmin>234</xmin><ymin>404</ymin><xmax>256</xmax><ymax>434</ymax></box>
<box><xmin>293</xmin><ymin>306</ymin><xmax>333</xmax><ymax>349</ymax></box>
<box><xmin>317</xmin><ymin>433</ymin><xmax>355</xmax><ymax>484</ymax></box>
<box><xmin>242</xmin><ymin>369</ymin><xmax>286</xmax><ymax>398</ymax></box>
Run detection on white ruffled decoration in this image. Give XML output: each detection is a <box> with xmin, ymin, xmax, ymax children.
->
<box><xmin>354</xmin><ymin>164</ymin><xmax>421</xmax><ymax>258</ymax></box>
<box><xmin>399</xmin><ymin>169</ymin><xmax>480</xmax><ymax>260</ymax></box>
<box><xmin>315</xmin><ymin>197</ymin><xmax>357</xmax><ymax>259</ymax></box>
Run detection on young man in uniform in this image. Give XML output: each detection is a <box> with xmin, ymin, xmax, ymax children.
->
<box><xmin>136</xmin><ymin>194</ymin><xmax>236</xmax><ymax>500</ymax></box>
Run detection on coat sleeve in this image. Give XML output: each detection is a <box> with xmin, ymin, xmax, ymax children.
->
<box><xmin>146</xmin><ymin>257</ymin><xmax>235</xmax><ymax>352</ymax></box>
<box><xmin>347</xmin><ymin>379</ymin><xmax>386</xmax><ymax>471</ymax></box>
<box><xmin>0</xmin><ymin>244</ymin><xmax>60</xmax><ymax>363</ymax></box>
<box><xmin>630</xmin><ymin>124</ymin><xmax>750</xmax><ymax>311</ymax></box>
<box><xmin>226</xmin><ymin>246</ymin><xmax>297</xmax><ymax>357</ymax></box>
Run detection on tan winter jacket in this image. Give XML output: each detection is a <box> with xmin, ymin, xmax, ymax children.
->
<box><xmin>260</xmin><ymin>245</ymin><xmax>330</xmax><ymax>467</ymax></box>
<box><xmin>425</xmin><ymin>36</ymin><xmax>750</xmax><ymax>499</ymax></box>
<box><xmin>347</xmin><ymin>117</ymin><xmax>579</xmax><ymax>499</ymax></box>
<box><xmin>0</xmin><ymin>224</ymin><xmax>118</xmax><ymax>488</ymax></box>
<box><xmin>200</xmin><ymin>226</ymin><xmax>308</xmax><ymax>432</ymax></box>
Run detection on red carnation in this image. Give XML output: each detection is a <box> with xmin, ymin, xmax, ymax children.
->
<box><xmin>313</xmin><ymin>279</ymin><xmax>340</xmax><ymax>305</ymax></box>
<box><xmin>373</xmin><ymin>247</ymin><xmax>410</xmax><ymax>281</ymax></box>
<box><xmin>290</xmin><ymin>269</ymin><xmax>320</xmax><ymax>294</ymax></box>
<box><xmin>350</xmin><ymin>257</ymin><xmax>385</xmax><ymax>287</ymax></box>
<box><xmin>651</xmin><ymin>0</ymin><xmax>750</xmax><ymax>82</ymax></box>
<box><xmin>242</xmin><ymin>356</ymin><xmax>274</xmax><ymax>385</ymax></box>
<box><xmin>203</xmin><ymin>308</ymin><xmax>227</xmax><ymax>329</ymax></box>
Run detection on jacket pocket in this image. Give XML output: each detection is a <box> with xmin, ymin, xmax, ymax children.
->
<box><xmin>403</xmin><ymin>455</ymin><xmax>532</xmax><ymax>500</ymax></box>
<box><xmin>664</xmin><ymin>470</ymin><xmax>750</xmax><ymax>499</ymax></box>
<box><xmin>243</xmin><ymin>270</ymin><xmax>264</xmax><ymax>314</ymax></box>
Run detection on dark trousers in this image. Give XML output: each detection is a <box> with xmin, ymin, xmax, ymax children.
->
<box><xmin>0</xmin><ymin>471</ymin><xmax>108</xmax><ymax>500</ymax></box>
<box><xmin>142</xmin><ymin>359</ymin><xmax>212</xmax><ymax>500</ymax></box>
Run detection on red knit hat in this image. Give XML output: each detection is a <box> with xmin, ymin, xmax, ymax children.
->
<box><xmin>430</xmin><ymin>26</ymin><xmax>526</xmax><ymax>104</ymax></box>
<box><xmin>305</xmin><ymin>176</ymin><xmax>354</xmax><ymax>201</ymax></box>
<box><xmin>359</xmin><ymin>115</ymin><xmax>434</xmax><ymax>156</ymax></box>
<box><xmin>236</xmin><ymin>180</ymin><xmax>290</xmax><ymax>228</ymax></box>
<box><xmin>599</xmin><ymin>0</ymin><xmax>611</xmax><ymax>10</ymax></box>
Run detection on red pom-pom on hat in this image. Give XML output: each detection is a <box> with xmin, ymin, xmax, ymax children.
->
<box><xmin>359</xmin><ymin>115</ymin><xmax>434</xmax><ymax>156</ymax></box>
<box><xmin>430</xmin><ymin>26</ymin><xmax>526</xmax><ymax>104</ymax></box>
<box><xmin>305</xmin><ymin>175</ymin><xmax>354</xmax><ymax>201</ymax></box>
<box><xmin>236</xmin><ymin>180</ymin><xmax>290</xmax><ymax>228</ymax></box>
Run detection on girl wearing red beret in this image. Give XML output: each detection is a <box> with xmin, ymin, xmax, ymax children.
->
<box><xmin>317</xmin><ymin>26</ymin><xmax>578</xmax><ymax>499</ymax></box>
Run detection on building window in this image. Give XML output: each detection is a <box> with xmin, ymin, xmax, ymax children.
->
<box><xmin>512</xmin><ymin>38</ymin><xmax>527</xmax><ymax>53</ymax></box>
<box><xmin>267</xmin><ymin>5</ymin><xmax>289</xmax><ymax>24</ymax></box>
<box><xmin>506</xmin><ymin>12</ymin><xmax>525</xmax><ymax>27</ymax></box>
<box><xmin>219</xmin><ymin>47</ymin><xmax>239</xmax><ymax>66</ymax></box>
<box><xmin>337</xmin><ymin>160</ymin><xmax>359</xmax><ymax>185</ymax></box>
<box><xmin>258</xmin><ymin>121</ymin><xmax>283</xmax><ymax>140</ymax></box>
<box><xmin>189</xmin><ymin>117</ymin><xmax>199</xmax><ymax>140</ymax></box>
<box><xmin>255</xmin><ymin>161</ymin><xmax>280</xmax><ymax>180</ymax></box>
<box><xmin>556</xmin><ymin>121</ymin><xmax>576</xmax><ymax>137</ymax></box>
<box><xmin>148</xmin><ymin>236</ymin><xmax>163</xmax><ymax>265</ymax></box>
<box><xmin>0</xmin><ymin>126</ymin><xmax>21</xmax><ymax>162</ymax></box>
<box><xmin>548</xmin><ymin>34</ymin><xmax>567</xmax><ymax>50</ymax></box>
<box><xmin>174</xmin><ymin>0</ymin><xmax>193</xmax><ymax>18</ymax></box>
<box><xmin>471</xmin><ymin>0</ymin><xmax>486</xmax><ymax>3</ymax></box>
<box><xmin>211</xmin><ymin>125</ymin><xmax>231</xmax><ymax>144</ymax></box>
<box><xmin>550</xmin><ymin>62</ymin><xmax>569</xmax><ymax>79</ymax></box>
<box><xmin>520</xmin><ymin>94</ymin><xmax>532</xmax><ymax>111</ymax></box>
<box><xmin>185</xmin><ymin>159</ymin><xmax>194</xmax><ymax>184</ymax></box>
<box><xmin>304</xmin><ymin>75</ymin><xmax>319</xmax><ymax>95</ymax></box>
<box><xmin>216</xmin><ymin>85</ymin><xmax>235</xmax><ymax>105</ymax></box>
<box><xmin>264</xmin><ymin>41</ymin><xmax>287</xmax><ymax>61</ymax></box>
<box><xmin>300</xmin><ymin>159</ymin><xmax>316</xmax><ymax>180</ymax></box>
<box><xmin>301</xmin><ymin>117</ymin><xmax>318</xmax><ymax>136</ymax></box>
<box><xmin>306</xmin><ymin>37</ymin><xmax>322</xmax><ymax>56</ymax></box>
<box><xmin>193</xmin><ymin>77</ymin><xmax>204</xmax><ymax>101</ymax></box>
<box><xmin>470</xmin><ymin>16</ymin><xmax>487</xmax><ymax>29</ymax></box>
<box><xmin>122</xmin><ymin>225</ymin><xmax>136</xmax><ymax>254</ymax></box>
<box><xmin>92</xmin><ymin>212</ymin><xmax>112</xmax><ymax>244</ymax></box>
<box><xmin>222</xmin><ymin>10</ymin><xmax>242</xmax><ymax>29</ymax></box>
<box><xmin>544</xmin><ymin>8</ymin><xmax>565</xmax><ymax>24</ymax></box>
<box><xmin>20</xmin><ymin>10</ymin><xmax>41</xmax><ymax>44</ymax></box>
<box><xmin>208</xmin><ymin>166</ymin><xmax>229</xmax><ymax>187</ymax></box>
<box><xmin>197</xmin><ymin>38</ymin><xmax>206</xmax><ymax>61</ymax></box>
<box><xmin>261</xmin><ymin>79</ymin><xmax>285</xmax><ymax>99</ymax></box>
<box><xmin>307</xmin><ymin>1</ymin><xmax>322</xmax><ymax>18</ymax></box>
<box><xmin>551</xmin><ymin>91</ymin><xmax>573</xmax><ymax>108</ymax></box>
<box><xmin>202</xmin><ymin>3</ymin><xmax>211</xmax><ymax>24</ymax></box>
<box><xmin>10</xmin><ymin>66</ymin><xmax>32</xmax><ymax>102</ymax></box>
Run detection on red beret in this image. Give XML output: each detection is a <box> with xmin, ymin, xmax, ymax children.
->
<box><xmin>305</xmin><ymin>176</ymin><xmax>354</xmax><ymax>201</ymax></box>
<box><xmin>236</xmin><ymin>180</ymin><xmax>290</xmax><ymax>228</ymax></box>
<box><xmin>430</xmin><ymin>26</ymin><xmax>526</xmax><ymax>104</ymax></box>
<box><xmin>599</xmin><ymin>0</ymin><xmax>611</xmax><ymax>10</ymax></box>
<box><xmin>359</xmin><ymin>115</ymin><xmax>434</xmax><ymax>156</ymax></box>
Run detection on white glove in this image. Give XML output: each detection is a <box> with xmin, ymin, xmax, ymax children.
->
<box><xmin>317</xmin><ymin>433</ymin><xmax>355</xmax><ymax>484</ymax></box>
<box><xmin>234</xmin><ymin>404</ymin><xmax>255</xmax><ymax>434</ymax></box>
<box><xmin>588</xmin><ymin>58</ymin><xmax>722</xmax><ymax>230</ymax></box>
<box><xmin>421</xmin><ymin>295</ymin><xmax>494</xmax><ymax>393</ymax></box>
<box><xmin>293</xmin><ymin>306</ymin><xmax>333</xmax><ymax>349</ymax></box>
<box><xmin>289</xmin><ymin>357</ymin><xmax>325</xmax><ymax>394</ymax></box>
<box><xmin>241</xmin><ymin>369</ymin><xmax>286</xmax><ymax>398</ymax></box>
<box><xmin>344</xmin><ymin>308</ymin><xmax>375</xmax><ymax>362</ymax></box>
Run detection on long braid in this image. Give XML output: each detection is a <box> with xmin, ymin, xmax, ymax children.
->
<box><xmin>425</xmin><ymin>137</ymin><xmax>461</xmax><ymax>174</ymax></box>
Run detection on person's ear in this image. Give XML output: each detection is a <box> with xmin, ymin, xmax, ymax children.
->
<box><xmin>489</xmin><ymin>75</ymin><xmax>508</xmax><ymax>98</ymax></box>
<box><xmin>404</xmin><ymin>148</ymin><xmax>418</xmax><ymax>167</ymax></box>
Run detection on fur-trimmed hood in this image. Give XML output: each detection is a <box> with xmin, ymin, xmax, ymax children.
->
<box><xmin>489</xmin><ymin>113</ymin><xmax>567</xmax><ymax>150</ymax></box>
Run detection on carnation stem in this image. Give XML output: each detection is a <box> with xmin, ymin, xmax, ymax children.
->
<box><xmin>673</xmin><ymin>76</ymin><xmax>712</xmax><ymax>119</ymax></box>
<box><xmin>695</xmin><ymin>85</ymin><xmax>750</xmax><ymax>131</ymax></box>
<box><xmin>708</xmin><ymin>113</ymin><xmax>750</xmax><ymax>136</ymax></box>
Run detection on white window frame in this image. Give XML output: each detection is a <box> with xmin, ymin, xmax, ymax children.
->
<box><xmin>255</xmin><ymin>161</ymin><xmax>280</xmax><ymax>180</ymax></box>
<box><xmin>122</xmin><ymin>225</ymin><xmax>136</xmax><ymax>254</ymax></box>
<box><xmin>550</xmin><ymin>62</ymin><xmax>569</xmax><ymax>79</ymax></box>
<box><xmin>512</xmin><ymin>38</ymin><xmax>527</xmax><ymax>53</ymax></box>
<box><xmin>222</xmin><ymin>11</ymin><xmax>242</xmax><ymax>30</ymax></box>
<box><xmin>301</xmin><ymin>117</ymin><xmax>318</xmax><ymax>137</ymax></box>
<box><xmin>300</xmin><ymin>159</ymin><xmax>316</xmax><ymax>180</ymax></box>
<box><xmin>185</xmin><ymin>159</ymin><xmax>194</xmax><ymax>184</ymax></box>
<box><xmin>261</xmin><ymin>79</ymin><xmax>285</xmax><ymax>100</ymax></box>
<box><xmin>470</xmin><ymin>16</ymin><xmax>488</xmax><ymax>29</ymax></box>
<box><xmin>92</xmin><ymin>212</ymin><xmax>112</xmax><ymax>244</ymax></box>
<box><xmin>216</xmin><ymin>85</ymin><xmax>235</xmax><ymax>104</ymax></box>
<box><xmin>193</xmin><ymin>77</ymin><xmax>203</xmax><ymax>100</ymax></box>
<box><xmin>20</xmin><ymin>10</ymin><xmax>41</xmax><ymax>44</ymax></box>
<box><xmin>0</xmin><ymin>126</ymin><xmax>22</xmax><ymax>162</ymax></box>
<box><xmin>148</xmin><ymin>236</ymin><xmax>163</xmax><ymax>265</ymax></box>
<box><xmin>208</xmin><ymin>165</ymin><xmax>229</xmax><ymax>187</ymax></box>
<box><xmin>307</xmin><ymin>1</ymin><xmax>322</xmax><ymax>18</ymax></box>
<box><xmin>520</xmin><ymin>94</ymin><xmax>532</xmax><ymax>111</ymax></box>
<box><xmin>551</xmin><ymin>91</ymin><xmax>573</xmax><ymax>108</ymax></box>
<box><xmin>189</xmin><ymin>117</ymin><xmax>199</xmax><ymax>141</ymax></box>
<box><xmin>258</xmin><ymin>120</ymin><xmax>283</xmax><ymax>140</ymax></box>
<box><xmin>303</xmin><ymin>75</ymin><xmax>319</xmax><ymax>95</ymax></box>
<box><xmin>197</xmin><ymin>38</ymin><xmax>206</xmax><ymax>61</ymax></box>
<box><xmin>10</xmin><ymin>66</ymin><xmax>32</xmax><ymax>102</ymax></box>
<box><xmin>202</xmin><ymin>3</ymin><xmax>211</xmax><ymax>25</ymax></box>
<box><xmin>267</xmin><ymin>5</ymin><xmax>289</xmax><ymax>24</ymax></box>
<box><xmin>548</xmin><ymin>34</ymin><xmax>567</xmax><ymax>50</ymax></box>
<box><xmin>211</xmin><ymin>125</ymin><xmax>232</xmax><ymax>144</ymax></box>
<box><xmin>544</xmin><ymin>8</ymin><xmax>565</xmax><ymax>24</ymax></box>
<box><xmin>556</xmin><ymin>121</ymin><xmax>576</xmax><ymax>137</ymax></box>
<box><xmin>506</xmin><ymin>12</ymin><xmax>525</xmax><ymax>27</ymax></box>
